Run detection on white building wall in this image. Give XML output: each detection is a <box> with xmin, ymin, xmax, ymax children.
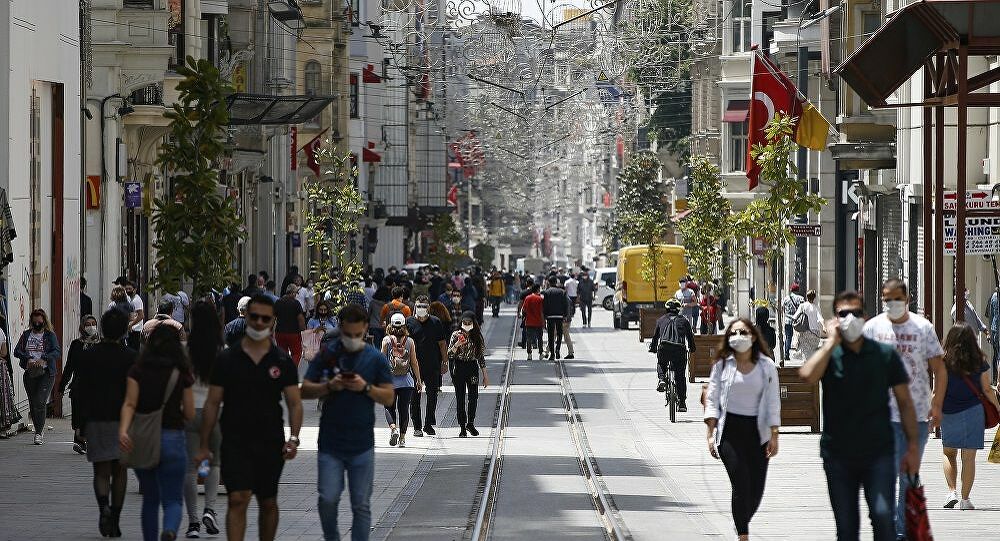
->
<box><xmin>7</xmin><ymin>0</ymin><xmax>82</xmax><ymax>402</ymax></box>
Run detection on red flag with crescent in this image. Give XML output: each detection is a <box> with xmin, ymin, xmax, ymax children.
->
<box><xmin>746</xmin><ymin>50</ymin><xmax>801</xmax><ymax>190</ymax></box>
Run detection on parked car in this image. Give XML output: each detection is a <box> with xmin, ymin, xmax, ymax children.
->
<box><xmin>591</xmin><ymin>267</ymin><xmax>617</xmax><ymax>311</ymax></box>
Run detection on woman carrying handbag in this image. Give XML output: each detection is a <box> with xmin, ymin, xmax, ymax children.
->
<box><xmin>939</xmin><ymin>322</ymin><xmax>1000</xmax><ymax>511</ymax></box>
<box><xmin>119</xmin><ymin>325</ymin><xmax>195</xmax><ymax>541</ymax></box>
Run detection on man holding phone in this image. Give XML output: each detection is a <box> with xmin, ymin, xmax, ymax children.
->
<box><xmin>800</xmin><ymin>291</ymin><xmax>921</xmax><ymax>541</ymax></box>
<box><xmin>301</xmin><ymin>303</ymin><xmax>395</xmax><ymax>541</ymax></box>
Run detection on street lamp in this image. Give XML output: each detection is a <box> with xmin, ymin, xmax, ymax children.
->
<box><xmin>268</xmin><ymin>0</ymin><xmax>306</xmax><ymax>32</ymax></box>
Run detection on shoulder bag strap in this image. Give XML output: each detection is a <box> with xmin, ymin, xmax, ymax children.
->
<box><xmin>961</xmin><ymin>374</ymin><xmax>986</xmax><ymax>400</ymax></box>
<box><xmin>161</xmin><ymin>369</ymin><xmax>180</xmax><ymax>410</ymax></box>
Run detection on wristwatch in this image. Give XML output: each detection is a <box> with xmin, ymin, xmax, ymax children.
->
<box><xmin>363</xmin><ymin>383</ymin><xmax>372</xmax><ymax>394</ymax></box>
<box><xmin>288</xmin><ymin>435</ymin><xmax>300</xmax><ymax>446</ymax></box>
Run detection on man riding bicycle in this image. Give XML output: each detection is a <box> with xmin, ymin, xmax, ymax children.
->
<box><xmin>649</xmin><ymin>300</ymin><xmax>697</xmax><ymax>412</ymax></box>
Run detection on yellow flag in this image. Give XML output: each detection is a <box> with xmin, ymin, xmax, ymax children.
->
<box><xmin>795</xmin><ymin>102</ymin><xmax>831</xmax><ymax>151</ymax></box>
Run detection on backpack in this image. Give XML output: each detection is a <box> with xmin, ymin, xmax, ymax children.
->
<box><xmin>792</xmin><ymin>309</ymin><xmax>810</xmax><ymax>332</ymax></box>
<box><xmin>660</xmin><ymin>315</ymin><xmax>685</xmax><ymax>347</ymax></box>
<box><xmin>386</xmin><ymin>335</ymin><xmax>411</xmax><ymax>376</ymax></box>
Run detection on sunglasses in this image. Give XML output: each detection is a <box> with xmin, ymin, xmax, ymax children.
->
<box><xmin>729</xmin><ymin>329</ymin><xmax>751</xmax><ymax>336</ymax></box>
<box><xmin>248</xmin><ymin>313</ymin><xmax>274</xmax><ymax>323</ymax></box>
<box><xmin>836</xmin><ymin>309</ymin><xmax>864</xmax><ymax>318</ymax></box>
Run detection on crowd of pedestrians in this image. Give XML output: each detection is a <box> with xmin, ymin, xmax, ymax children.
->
<box><xmin>10</xmin><ymin>258</ymin><xmax>1000</xmax><ymax>541</ymax></box>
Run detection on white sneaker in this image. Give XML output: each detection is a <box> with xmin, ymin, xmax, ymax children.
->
<box><xmin>944</xmin><ymin>490</ymin><xmax>959</xmax><ymax>508</ymax></box>
<box><xmin>960</xmin><ymin>499</ymin><xmax>975</xmax><ymax>510</ymax></box>
<box><xmin>398</xmin><ymin>434</ymin><xmax>406</xmax><ymax>448</ymax></box>
<box><xmin>389</xmin><ymin>427</ymin><xmax>399</xmax><ymax>447</ymax></box>
<box><xmin>32</xmin><ymin>433</ymin><xmax>43</xmax><ymax>445</ymax></box>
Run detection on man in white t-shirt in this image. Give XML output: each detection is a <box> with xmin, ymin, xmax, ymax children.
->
<box><xmin>162</xmin><ymin>290</ymin><xmax>190</xmax><ymax>325</ymax></box>
<box><xmin>125</xmin><ymin>281</ymin><xmax>145</xmax><ymax>349</ymax></box>
<box><xmin>862</xmin><ymin>278</ymin><xmax>946</xmax><ymax>539</ymax></box>
<box><xmin>563</xmin><ymin>275</ymin><xmax>579</xmax><ymax>307</ymax></box>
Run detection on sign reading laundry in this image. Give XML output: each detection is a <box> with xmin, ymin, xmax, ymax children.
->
<box><xmin>944</xmin><ymin>215</ymin><xmax>1000</xmax><ymax>255</ymax></box>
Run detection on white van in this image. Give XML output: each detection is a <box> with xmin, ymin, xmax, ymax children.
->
<box><xmin>591</xmin><ymin>267</ymin><xmax>617</xmax><ymax>310</ymax></box>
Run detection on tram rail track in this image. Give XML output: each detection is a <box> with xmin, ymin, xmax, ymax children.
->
<box><xmin>470</xmin><ymin>315</ymin><xmax>632</xmax><ymax>541</ymax></box>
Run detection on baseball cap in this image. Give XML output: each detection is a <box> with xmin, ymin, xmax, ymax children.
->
<box><xmin>390</xmin><ymin>313</ymin><xmax>406</xmax><ymax>327</ymax></box>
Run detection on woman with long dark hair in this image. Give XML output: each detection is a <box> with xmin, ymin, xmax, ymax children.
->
<box><xmin>182</xmin><ymin>300</ymin><xmax>224</xmax><ymax>538</ymax></box>
<box><xmin>447</xmin><ymin>311</ymin><xmax>490</xmax><ymax>437</ymax></box>
<box><xmin>939</xmin><ymin>323</ymin><xmax>1000</xmax><ymax>510</ymax></box>
<box><xmin>13</xmin><ymin>308</ymin><xmax>60</xmax><ymax>445</ymax></box>
<box><xmin>60</xmin><ymin>314</ymin><xmax>101</xmax><ymax>454</ymax></box>
<box><xmin>119</xmin><ymin>325</ymin><xmax>195</xmax><ymax>541</ymax></box>
<box><xmin>703</xmin><ymin>318</ymin><xmax>781</xmax><ymax>541</ymax></box>
<box><xmin>73</xmin><ymin>309</ymin><xmax>136</xmax><ymax>537</ymax></box>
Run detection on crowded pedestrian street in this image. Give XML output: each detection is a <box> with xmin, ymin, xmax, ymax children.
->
<box><xmin>4</xmin><ymin>304</ymin><xmax>1000</xmax><ymax>540</ymax></box>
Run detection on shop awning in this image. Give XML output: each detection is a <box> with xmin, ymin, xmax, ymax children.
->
<box><xmin>836</xmin><ymin>0</ymin><xmax>1000</xmax><ymax>108</ymax></box>
<box><xmin>225</xmin><ymin>93</ymin><xmax>335</xmax><ymax>126</ymax></box>
<box><xmin>722</xmin><ymin>100</ymin><xmax>750</xmax><ymax>123</ymax></box>
<box><xmin>362</xmin><ymin>148</ymin><xmax>382</xmax><ymax>163</ymax></box>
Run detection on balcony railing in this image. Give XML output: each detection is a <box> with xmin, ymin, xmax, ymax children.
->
<box><xmin>130</xmin><ymin>83</ymin><xmax>163</xmax><ymax>106</ymax></box>
<box><xmin>123</xmin><ymin>0</ymin><xmax>155</xmax><ymax>7</ymax></box>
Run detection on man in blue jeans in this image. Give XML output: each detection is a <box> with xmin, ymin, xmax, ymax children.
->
<box><xmin>800</xmin><ymin>290</ymin><xmax>921</xmax><ymax>541</ymax></box>
<box><xmin>864</xmin><ymin>278</ymin><xmax>945</xmax><ymax>538</ymax></box>
<box><xmin>301</xmin><ymin>303</ymin><xmax>395</xmax><ymax>541</ymax></box>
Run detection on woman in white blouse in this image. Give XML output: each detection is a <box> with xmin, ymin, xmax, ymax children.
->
<box><xmin>704</xmin><ymin>319</ymin><xmax>781</xmax><ymax>541</ymax></box>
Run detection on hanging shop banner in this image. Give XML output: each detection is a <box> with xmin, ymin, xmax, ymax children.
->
<box><xmin>944</xmin><ymin>215</ymin><xmax>1000</xmax><ymax>255</ymax></box>
<box><xmin>124</xmin><ymin>182</ymin><xmax>142</xmax><ymax>209</ymax></box>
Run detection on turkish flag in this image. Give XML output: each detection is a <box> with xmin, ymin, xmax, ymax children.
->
<box><xmin>746</xmin><ymin>50</ymin><xmax>801</xmax><ymax>190</ymax></box>
<box><xmin>447</xmin><ymin>185</ymin><xmax>458</xmax><ymax>207</ymax></box>
<box><xmin>305</xmin><ymin>136</ymin><xmax>322</xmax><ymax>177</ymax></box>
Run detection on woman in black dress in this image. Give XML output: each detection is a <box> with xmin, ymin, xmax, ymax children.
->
<box><xmin>59</xmin><ymin>314</ymin><xmax>101</xmax><ymax>454</ymax></box>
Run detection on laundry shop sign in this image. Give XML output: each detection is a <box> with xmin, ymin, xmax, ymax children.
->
<box><xmin>944</xmin><ymin>216</ymin><xmax>1000</xmax><ymax>255</ymax></box>
<box><xmin>942</xmin><ymin>190</ymin><xmax>1000</xmax><ymax>255</ymax></box>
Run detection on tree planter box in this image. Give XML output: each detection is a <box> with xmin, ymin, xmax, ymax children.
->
<box><xmin>638</xmin><ymin>308</ymin><xmax>667</xmax><ymax>342</ymax></box>
<box><xmin>777</xmin><ymin>366</ymin><xmax>820</xmax><ymax>433</ymax></box>
<box><xmin>689</xmin><ymin>335</ymin><xmax>723</xmax><ymax>382</ymax></box>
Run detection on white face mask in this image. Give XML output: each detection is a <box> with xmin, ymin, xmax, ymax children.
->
<box><xmin>84</xmin><ymin>325</ymin><xmax>98</xmax><ymax>336</ymax></box>
<box><xmin>728</xmin><ymin>335</ymin><xmax>753</xmax><ymax>353</ymax></box>
<box><xmin>883</xmin><ymin>300</ymin><xmax>907</xmax><ymax>320</ymax></box>
<box><xmin>461</xmin><ymin>323</ymin><xmax>474</xmax><ymax>332</ymax></box>
<box><xmin>415</xmin><ymin>307</ymin><xmax>429</xmax><ymax>318</ymax></box>
<box><xmin>341</xmin><ymin>336</ymin><xmax>366</xmax><ymax>352</ymax></box>
<box><xmin>452</xmin><ymin>297</ymin><xmax>461</xmax><ymax>304</ymax></box>
<box><xmin>839</xmin><ymin>314</ymin><xmax>865</xmax><ymax>342</ymax></box>
<box><xmin>245</xmin><ymin>326</ymin><xmax>272</xmax><ymax>341</ymax></box>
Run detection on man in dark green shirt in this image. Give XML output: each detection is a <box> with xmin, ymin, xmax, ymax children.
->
<box><xmin>800</xmin><ymin>290</ymin><xmax>920</xmax><ymax>541</ymax></box>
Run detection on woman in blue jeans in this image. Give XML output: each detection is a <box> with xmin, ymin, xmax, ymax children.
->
<box><xmin>13</xmin><ymin>308</ymin><xmax>60</xmax><ymax>445</ymax></box>
<box><xmin>120</xmin><ymin>325</ymin><xmax>195</xmax><ymax>541</ymax></box>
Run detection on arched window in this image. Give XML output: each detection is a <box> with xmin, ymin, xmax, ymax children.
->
<box><xmin>304</xmin><ymin>60</ymin><xmax>322</xmax><ymax>95</ymax></box>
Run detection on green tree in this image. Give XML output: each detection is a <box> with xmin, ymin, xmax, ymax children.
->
<box><xmin>302</xmin><ymin>150</ymin><xmax>366</xmax><ymax>310</ymax></box>
<box><xmin>676</xmin><ymin>156</ymin><xmax>735</xmax><ymax>284</ymax></box>
<box><xmin>427</xmin><ymin>214</ymin><xmax>464</xmax><ymax>270</ymax></box>
<box><xmin>606</xmin><ymin>151</ymin><xmax>672</xmax><ymax>302</ymax></box>
<box><xmin>732</xmin><ymin>113</ymin><xmax>826</xmax><ymax>261</ymax></box>
<box><xmin>472</xmin><ymin>243</ymin><xmax>496</xmax><ymax>270</ymax></box>
<box><xmin>151</xmin><ymin>56</ymin><xmax>243</xmax><ymax>297</ymax></box>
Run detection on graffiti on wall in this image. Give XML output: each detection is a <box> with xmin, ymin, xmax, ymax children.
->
<box><xmin>64</xmin><ymin>256</ymin><xmax>80</xmax><ymax>331</ymax></box>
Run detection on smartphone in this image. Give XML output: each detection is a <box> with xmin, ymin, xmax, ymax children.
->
<box><xmin>340</xmin><ymin>371</ymin><xmax>357</xmax><ymax>379</ymax></box>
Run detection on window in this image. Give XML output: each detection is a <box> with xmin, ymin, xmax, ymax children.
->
<box><xmin>304</xmin><ymin>61</ymin><xmax>322</xmax><ymax>95</ymax></box>
<box><xmin>728</xmin><ymin>121</ymin><xmax>748</xmax><ymax>172</ymax></box>
<box><xmin>351</xmin><ymin>0</ymin><xmax>361</xmax><ymax>26</ymax></box>
<box><xmin>862</xmin><ymin>12</ymin><xmax>881</xmax><ymax>40</ymax></box>
<box><xmin>731</xmin><ymin>0</ymin><xmax>751</xmax><ymax>53</ymax></box>
<box><xmin>349</xmin><ymin>74</ymin><xmax>359</xmax><ymax>118</ymax></box>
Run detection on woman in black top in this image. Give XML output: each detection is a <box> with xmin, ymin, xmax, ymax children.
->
<box><xmin>119</xmin><ymin>325</ymin><xmax>195</xmax><ymax>541</ymax></box>
<box><xmin>447</xmin><ymin>312</ymin><xmax>490</xmax><ymax>437</ymax></box>
<box><xmin>74</xmin><ymin>309</ymin><xmax>136</xmax><ymax>537</ymax></box>
<box><xmin>60</xmin><ymin>314</ymin><xmax>101</xmax><ymax>454</ymax></box>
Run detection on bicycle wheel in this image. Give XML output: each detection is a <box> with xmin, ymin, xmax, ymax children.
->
<box><xmin>666</xmin><ymin>371</ymin><xmax>677</xmax><ymax>423</ymax></box>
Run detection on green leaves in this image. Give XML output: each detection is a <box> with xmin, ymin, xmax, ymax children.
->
<box><xmin>151</xmin><ymin>56</ymin><xmax>243</xmax><ymax>297</ymax></box>
<box><xmin>606</xmin><ymin>151</ymin><xmax>671</xmax><ymax>249</ymax></box>
<box><xmin>732</xmin><ymin>112</ymin><xmax>826</xmax><ymax>262</ymax></box>
<box><xmin>676</xmin><ymin>156</ymin><xmax>735</xmax><ymax>284</ymax></box>
<box><xmin>303</xmin><ymin>149</ymin><xmax>366</xmax><ymax>311</ymax></box>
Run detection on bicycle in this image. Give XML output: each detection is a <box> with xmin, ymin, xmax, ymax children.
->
<box><xmin>664</xmin><ymin>368</ymin><xmax>677</xmax><ymax>423</ymax></box>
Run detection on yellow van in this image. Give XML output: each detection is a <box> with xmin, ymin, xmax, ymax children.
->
<box><xmin>612</xmin><ymin>244</ymin><xmax>688</xmax><ymax>329</ymax></box>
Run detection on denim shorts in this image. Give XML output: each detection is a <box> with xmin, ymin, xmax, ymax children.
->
<box><xmin>942</xmin><ymin>404</ymin><xmax>985</xmax><ymax>449</ymax></box>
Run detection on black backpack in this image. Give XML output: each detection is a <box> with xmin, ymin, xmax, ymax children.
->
<box><xmin>659</xmin><ymin>315</ymin><xmax>685</xmax><ymax>347</ymax></box>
